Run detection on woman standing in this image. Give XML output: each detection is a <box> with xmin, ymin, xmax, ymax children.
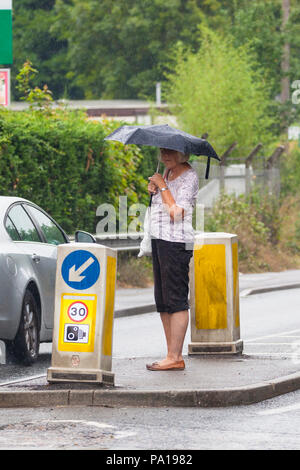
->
<box><xmin>146</xmin><ymin>148</ymin><xmax>199</xmax><ymax>371</ymax></box>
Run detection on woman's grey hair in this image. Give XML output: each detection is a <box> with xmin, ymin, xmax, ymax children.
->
<box><xmin>158</xmin><ymin>149</ymin><xmax>190</xmax><ymax>163</ymax></box>
<box><xmin>177</xmin><ymin>151</ymin><xmax>190</xmax><ymax>163</ymax></box>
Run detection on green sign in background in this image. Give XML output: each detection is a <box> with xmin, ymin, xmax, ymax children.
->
<box><xmin>0</xmin><ymin>10</ymin><xmax>12</xmax><ymax>64</ymax></box>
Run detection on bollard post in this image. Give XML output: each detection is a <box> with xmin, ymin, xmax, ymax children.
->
<box><xmin>47</xmin><ymin>243</ymin><xmax>117</xmax><ymax>385</ymax></box>
<box><xmin>0</xmin><ymin>340</ymin><xmax>6</xmax><ymax>365</ymax></box>
<box><xmin>188</xmin><ymin>233</ymin><xmax>243</xmax><ymax>354</ymax></box>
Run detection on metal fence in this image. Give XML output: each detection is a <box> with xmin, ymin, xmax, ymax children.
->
<box><xmin>191</xmin><ymin>161</ymin><xmax>280</xmax><ymax>209</ymax></box>
<box><xmin>191</xmin><ymin>144</ymin><xmax>283</xmax><ymax>209</ymax></box>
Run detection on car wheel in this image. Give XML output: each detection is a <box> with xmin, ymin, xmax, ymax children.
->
<box><xmin>12</xmin><ymin>290</ymin><xmax>40</xmax><ymax>366</ymax></box>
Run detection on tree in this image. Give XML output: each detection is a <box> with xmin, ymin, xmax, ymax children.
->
<box><xmin>9</xmin><ymin>0</ymin><xmax>75</xmax><ymax>100</ymax></box>
<box><xmin>281</xmin><ymin>0</ymin><xmax>290</xmax><ymax>109</ymax></box>
<box><xmin>53</xmin><ymin>0</ymin><xmax>224</xmax><ymax>99</ymax></box>
<box><xmin>164</xmin><ymin>27</ymin><xmax>276</xmax><ymax>157</ymax></box>
<box><xmin>222</xmin><ymin>0</ymin><xmax>300</xmax><ymax>133</ymax></box>
<box><xmin>228</xmin><ymin>0</ymin><xmax>282</xmax><ymax>101</ymax></box>
<box><xmin>8</xmin><ymin>0</ymin><xmax>300</xmax><ymax>110</ymax></box>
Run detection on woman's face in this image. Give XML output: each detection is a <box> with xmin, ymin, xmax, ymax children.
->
<box><xmin>160</xmin><ymin>148</ymin><xmax>180</xmax><ymax>169</ymax></box>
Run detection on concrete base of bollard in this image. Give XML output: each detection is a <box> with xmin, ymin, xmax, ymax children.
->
<box><xmin>188</xmin><ymin>339</ymin><xmax>243</xmax><ymax>355</ymax></box>
<box><xmin>47</xmin><ymin>367</ymin><xmax>115</xmax><ymax>386</ymax></box>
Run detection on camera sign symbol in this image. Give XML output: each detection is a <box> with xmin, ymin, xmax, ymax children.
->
<box><xmin>67</xmin><ymin>301</ymin><xmax>88</xmax><ymax>323</ymax></box>
<box><xmin>64</xmin><ymin>324</ymin><xmax>89</xmax><ymax>344</ymax></box>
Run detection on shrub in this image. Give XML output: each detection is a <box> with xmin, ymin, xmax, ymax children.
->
<box><xmin>117</xmin><ymin>251</ymin><xmax>153</xmax><ymax>288</ymax></box>
<box><xmin>278</xmin><ymin>194</ymin><xmax>300</xmax><ymax>255</ymax></box>
<box><xmin>204</xmin><ymin>188</ymin><xmax>300</xmax><ymax>272</ymax></box>
<box><xmin>205</xmin><ymin>191</ymin><xmax>270</xmax><ymax>269</ymax></box>
<box><xmin>0</xmin><ymin>108</ymin><xmax>148</xmax><ymax>235</ymax></box>
<box><xmin>280</xmin><ymin>146</ymin><xmax>300</xmax><ymax>197</ymax></box>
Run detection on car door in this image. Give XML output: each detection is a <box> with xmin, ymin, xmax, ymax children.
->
<box><xmin>7</xmin><ymin>203</ymin><xmax>67</xmax><ymax>330</ymax></box>
<box><xmin>23</xmin><ymin>203</ymin><xmax>69</xmax><ymax>329</ymax></box>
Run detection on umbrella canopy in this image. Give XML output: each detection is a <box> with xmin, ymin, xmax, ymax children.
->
<box><xmin>104</xmin><ymin>124</ymin><xmax>220</xmax><ymax>179</ymax></box>
<box><xmin>105</xmin><ymin>124</ymin><xmax>219</xmax><ymax>158</ymax></box>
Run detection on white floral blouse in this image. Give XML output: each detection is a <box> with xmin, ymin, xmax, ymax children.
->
<box><xmin>150</xmin><ymin>165</ymin><xmax>199</xmax><ymax>244</ymax></box>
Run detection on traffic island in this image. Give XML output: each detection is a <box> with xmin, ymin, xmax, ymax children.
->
<box><xmin>1</xmin><ymin>355</ymin><xmax>300</xmax><ymax>408</ymax></box>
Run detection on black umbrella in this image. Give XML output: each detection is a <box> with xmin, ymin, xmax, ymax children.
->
<box><xmin>104</xmin><ymin>124</ymin><xmax>220</xmax><ymax>179</ymax></box>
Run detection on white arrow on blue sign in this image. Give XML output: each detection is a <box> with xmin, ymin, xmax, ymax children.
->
<box><xmin>61</xmin><ymin>250</ymin><xmax>100</xmax><ymax>290</ymax></box>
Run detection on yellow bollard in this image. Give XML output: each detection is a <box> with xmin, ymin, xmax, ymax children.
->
<box><xmin>188</xmin><ymin>233</ymin><xmax>243</xmax><ymax>354</ymax></box>
<box><xmin>47</xmin><ymin>243</ymin><xmax>117</xmax><ymax>385</ymax></box>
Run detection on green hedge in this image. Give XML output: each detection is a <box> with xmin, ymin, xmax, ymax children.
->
<box><xmin>0</xmin><ymin>108</ymin><xmax>149</xmax><ymax>234</ymax></box>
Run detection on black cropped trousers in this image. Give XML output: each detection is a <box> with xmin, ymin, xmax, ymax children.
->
<box><xmin>151</xmin><ymin>238</ymin><xmax>193</xmax><ymax>314</ymax></box>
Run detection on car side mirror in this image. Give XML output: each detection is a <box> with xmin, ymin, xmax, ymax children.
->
<box><xmin>75</xmin><ymin>230</ymin><xmax>97</xmax><ymax>243</ymax></box>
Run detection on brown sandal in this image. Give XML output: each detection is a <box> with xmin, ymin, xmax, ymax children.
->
<box><xmin>146</xmin><ymin>360</ymin><xmax>185</xmax><ymax>371</ymax></box>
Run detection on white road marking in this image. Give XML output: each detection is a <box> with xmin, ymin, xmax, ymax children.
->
<box><xmin>245</xmin><ymin>343</ymin><xmax>299</xmax><ymax>346</ymax></box>
<box><xmin>257</xmin><ymin>402</ymin><xmax>300</xmax><ymax>416</ymax></box>
<box><xmin>45</xmin><ymin>420</ymin><xmax>137</xmax><ymax>439</ymax></box>
<box><xmin>278</xmin><ymin>336</ymin><xmax>300</xmax><ymax>338</ymax></box>
<box><xmin>114</xmin><ymin>431</ymin><xmax>137</xmax><ymax>439</ymax></box>
<box><xmin>48</xmin><ymin>420</ymin><xmax>114</xmax><ymax>429</ymax></box>
<box><xmin>245</xmin><ymin>353</ymin><xmax>300</xmax><ymax>357</ymax></box>
<box><xmin>0</xmin><ymin>374</ymin><xmax>46</xmax><ymax>387</ymax></box>
<box><xmin>244</xmin><ymin>329</ymin><xmax>300</xmax><ymax>343</ymax></box>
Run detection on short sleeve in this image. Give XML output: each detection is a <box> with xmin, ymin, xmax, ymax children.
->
<box><xmin>175</xmin><ymin>171</ymin><xmax>199</xmax><ymax>210</ymax></box>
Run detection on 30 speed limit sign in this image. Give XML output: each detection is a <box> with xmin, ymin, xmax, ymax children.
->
<box><xmin>67</xmin><ymin>301</ymin><xmax>88</xmax><ymax>322</ymax></box>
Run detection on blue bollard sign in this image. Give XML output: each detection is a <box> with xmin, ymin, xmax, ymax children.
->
<box><xmin>61</xmin><ymin>249</ymin><xmax>100</xmax><ymax>290</ymax></box>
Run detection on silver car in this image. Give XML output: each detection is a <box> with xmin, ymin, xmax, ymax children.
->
<box><xmin>0</xmin><ymin>196</ymin><xmax>95</xmax><ymax>365</ymax></box>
